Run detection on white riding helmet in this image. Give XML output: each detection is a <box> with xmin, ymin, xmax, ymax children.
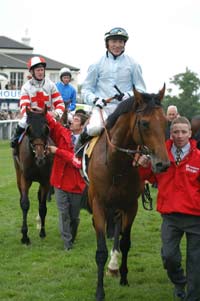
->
<box><xmin>27</xmin><ymin>56</ymin><xmax>46</xmax><ymax>71</ymax></box>
<box><xmin>104</xmin><ymin>27</ymin><xmax>129</xmax><ymax>42</ymax></box>
<box><xmin>59</xmin><ymin>67</ymin><xmax>72</xmax><ymax>79</ymax></box>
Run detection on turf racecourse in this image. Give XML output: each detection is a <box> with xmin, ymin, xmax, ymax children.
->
<box><xmin>0</xmin><ymin>140</ymin><xmax>178</xmax><ymax>301</ymax></box>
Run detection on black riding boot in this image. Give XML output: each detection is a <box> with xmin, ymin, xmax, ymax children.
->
<box><xmin>75</xmin><ymin>130</ymin><xmax>92</xmax><ymax>158</ymax></box>
<box><xmin>10</xmin><ymin>125</ymin><xmax>24</xmax><ymax>148</ymax></box>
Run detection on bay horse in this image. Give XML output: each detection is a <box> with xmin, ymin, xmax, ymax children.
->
<box><xmin>13</xmin><ymin>107</ymin><xmax>52</xmax><ymax>244</ymax></box>
<box><xmin>87</xmin><ymin>85</ymin><xmax>170</xmax><ymax>301</ymax></box>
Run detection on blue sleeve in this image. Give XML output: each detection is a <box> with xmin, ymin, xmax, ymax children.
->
<box><xmin>81</xmin><ymin>63</ymin><xmax>99</xmax><ymax>105</ymax></box>
<box><xmin>68</xmin><ymin>87</ymin><xmax>76</xmax><ymax>111</ymax></box>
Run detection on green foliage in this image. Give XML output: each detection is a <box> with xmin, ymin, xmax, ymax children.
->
<box><xmin>0</xmin><ymin>140</ymin><xmax>186</xmax><ymax>301</ymax></box>
<box><xmin>163</xmin><ymin>68</ymin><xmax>200</xmax><ymax>119</ymax></box>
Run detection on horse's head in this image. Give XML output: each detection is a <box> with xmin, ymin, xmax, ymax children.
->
<box><xmin>132</xmin><ymin>84</ymin><xmax>170</xmax><ymax>173</ymax></box>
<box><xmin>26</xmin><ymin>107</ymin><xmax>49</xmax><ymax>167</ymax></box>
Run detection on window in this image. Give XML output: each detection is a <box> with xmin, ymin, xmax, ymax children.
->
<box><xmin>10</xmin><ymin>72</ymin><xmax>24</xmax><ymax>89</ymax></box>
<box><xmin>49</xmin><ymin>73</ymin><xmax>59</xmax><ymax>83</ymax></box>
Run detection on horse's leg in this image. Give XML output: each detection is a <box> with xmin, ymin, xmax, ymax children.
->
<box><xmin>20</xmin><ymin>176</ymin><xmax>32</xmax><ymax>245</ymax></box>
<box><xmin>93</xmin><ymin>201</ymin><xmax>108</xmax><ymax>301</ymax></box>
<box><xmin>107</xmin><ymin>215</ymin><xmax>121</xmax><ymax>277</ymax></box>
<box><xmin>119</xmin><ymin>205</ymin><xmax>138</xmax><ymax>286</ymax></box>
<box><xmin>38</xmin><ymin>184</ymin><xmax>49</xmax><ymax>238</ymax></box>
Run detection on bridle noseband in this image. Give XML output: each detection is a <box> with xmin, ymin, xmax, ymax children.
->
<box><xmin>30</xmin><ymin>140</ymin><xmax>48</xmax><ymax>155</ymax></box>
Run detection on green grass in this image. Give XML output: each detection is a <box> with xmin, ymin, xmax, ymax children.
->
<box><xmin>0</xmin><ymin>140</ymin><xmax>176</xmax><ymax>300</ymax></box>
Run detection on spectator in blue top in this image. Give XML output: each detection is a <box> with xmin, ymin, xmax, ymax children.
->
<box><xmin>56</xmin><ymin>67</ymin><xmax>77</xmax><ymax>112</ymax></box>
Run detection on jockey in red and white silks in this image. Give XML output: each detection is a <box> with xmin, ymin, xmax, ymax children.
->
<box><xmin>19</xmin><ymin>77</ymin><xmax>65</xmax><ymax>128</ymax></box>
<box><xmin>11</xmin><ymin>56</ymin><xmax>65</xmax><ymax>149</ymax></box>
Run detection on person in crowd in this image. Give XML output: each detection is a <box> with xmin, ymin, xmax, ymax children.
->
<box><xmin>165</xmin><ymin>105</ymin><xmax>179</xmax><ymax>139</ymax></box>
<box><xmin>10</xmin><ymin>56</ymin><xmax>65</xmax><ymax>150</ymax></box>
<box><xmin>77</xmin><ymin>27</ymin><xmax>146</xmax><ymax>150</ymax></box>
<box><xmin>56</xmin><ymin>67</ymin><xmax>77</xmax><ymax>112</ymax></box>
<box><xmin>69</xmin><ymin>111</ymin><xmax>89</xmax><ymax>145</ymax></box>
<box><xmin>46</xmin><ymin>111</ymin><xmax>88</xmax><ymax>251</ymax></box>
<box><xmin>136</xmin><ymin>116</ymin><xmax>200</xmax><ymax>301</ymax></box>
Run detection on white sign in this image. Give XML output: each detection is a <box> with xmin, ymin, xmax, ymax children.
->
<box><xmin>0</xmin><ymin>90</ymin><xmax>21</xmax><ymax>99</ymax></box>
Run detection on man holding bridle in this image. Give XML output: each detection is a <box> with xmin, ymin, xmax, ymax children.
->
<box><xmin>136</xmin><ymin>116</ymin><xmax>200</xmax><ymax>301</ymax></box>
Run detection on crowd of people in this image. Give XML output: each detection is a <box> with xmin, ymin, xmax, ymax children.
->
<box><xmin>0</xmin><ymin>110</ymin><xmax>20</xmax><ymax>120</ymax></box>
<box><xmin>7</xmin><ymin>26</ymin><xmax>200</xmax><ymax>301</ymax></box>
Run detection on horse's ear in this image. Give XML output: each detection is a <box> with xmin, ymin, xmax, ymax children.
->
<box><xmin>133</xmin><ymin>85</ymin><xmax>143</xmax><ymax>106</ymax></box>
<box><xmin>158</xmin><ymin>83</ymin><xmax>166</xmax><ymax>101</ymax></box>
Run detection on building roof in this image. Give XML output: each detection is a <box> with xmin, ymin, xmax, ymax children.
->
<box><xmin>0</xmin><ymin>36</ymin><xmax>80</xmax><ymax>71</ymax></box>
<box><xmin>0</xmin><ymin>36</ymin><xmax>33</xmax><ymax>50</ymax></box>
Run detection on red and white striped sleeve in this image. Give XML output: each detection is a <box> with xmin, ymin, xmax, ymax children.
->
<box><xmin>51</xmin><ymin>83</ymin><xmax>65</xmax><ymax>117</ymax></box>
<box><xmin>20</xmin><ymin>85</ymin><xmax>31</xmax><ymax>115</ymax></box>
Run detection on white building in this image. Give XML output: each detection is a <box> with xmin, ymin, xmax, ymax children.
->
<box><xmin>0</xmin><ymin>36</ymin><xmax>80</xmax><ymax>111</ymax></box>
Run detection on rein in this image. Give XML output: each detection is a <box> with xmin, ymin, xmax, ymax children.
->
<box><xmin>30</xmin><ymin>141</ymin><xmax>48</xmax><ymax>155</ymax></box>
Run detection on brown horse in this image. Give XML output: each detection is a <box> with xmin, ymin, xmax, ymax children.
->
<box><xmin>87</xmin><ymin>85</ymin><xmax>170</xmax><ymax>301</ymax></box>
<box><xmin>13</xmin><ymin>107</ymin><xmax>52</xmax><ymax>244</ymax></box>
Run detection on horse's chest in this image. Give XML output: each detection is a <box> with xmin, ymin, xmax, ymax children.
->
<box><xmin>24</xmin><ymin>163</ymin><xmax>51</xmax><ymax>183</ymax></box>
<box><xmin>105</xmin><ymin>174</ymin><xmax>141</xmax><ymax>204</ymax></box>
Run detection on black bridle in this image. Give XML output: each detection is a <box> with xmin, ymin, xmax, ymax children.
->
<box><xmin>29</xmin><ymin>140</ymin><xmax>48</xmax><ymax>155</ymax></box>
<box><xmin>102</xmin><ymin>108</ymin><xmax>152</xmax><ymax>160</ymax></box>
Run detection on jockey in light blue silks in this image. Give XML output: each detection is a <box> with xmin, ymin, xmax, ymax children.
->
<box><xmin>76</xmin><ymin>27</ymin><xmax>146</xmax><ymax>152</ymax></box>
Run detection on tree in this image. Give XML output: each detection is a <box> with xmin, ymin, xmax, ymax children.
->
<box><xmin>163</xmin><ymin>68</ymin><xmax>200</xmax><ymax>119</ymax></box>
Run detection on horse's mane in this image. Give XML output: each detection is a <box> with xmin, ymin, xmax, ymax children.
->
<box><xmin>134</xmin><ymin>93</ymin><xmax>162</xmax><ymax>114</ymax></box>
<box><xmin>106</xmin><ymin>93</ymin><xmax>162</xmax><ymax>130</ymax></box>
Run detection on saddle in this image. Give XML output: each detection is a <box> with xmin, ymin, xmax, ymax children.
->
<box><xmin>81</xmin><ymin>136</ymin><xmax>100</xmax><ymax>184</ymax></box>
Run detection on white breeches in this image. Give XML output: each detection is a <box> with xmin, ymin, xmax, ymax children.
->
<box><xmin>86</xmin><ymin>104</ymin><xmax>117</xmax><ymax>136</ymax></box>
<box><xmin>18</xmin><ymin>115</ymin><xmax>27</xmax><ymax>128</ymax></box>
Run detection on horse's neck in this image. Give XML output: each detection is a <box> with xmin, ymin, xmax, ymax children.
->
<box><xmin>106</xmin><ymin>113</ymin><xmax>136</xmax><ymax>171</ymax></box>
<box><xmin>110</xmin><ymin>113</ymin><xmax>135</xmax><ymax>148</ymax></box>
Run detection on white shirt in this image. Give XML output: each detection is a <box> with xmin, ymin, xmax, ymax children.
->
<box><xmin>171</xmin><ymin>142</ymin><xmax>191</xmax><ymax>161</ymax></box>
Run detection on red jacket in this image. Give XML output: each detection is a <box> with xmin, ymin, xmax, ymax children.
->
<box><xmin>139</xmin><ymin>139</ymin><xmax>200</xmax><ymax>216</ymax></box>
<box><xmin>46</xmin><ymin>114</ymin><xmax>85</xmax><ymax>194</ymax></box>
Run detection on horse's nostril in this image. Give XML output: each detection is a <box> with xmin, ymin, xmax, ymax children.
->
<box><xmin>155</xmin><ymin>161</ymin><xmax>170</xmax><ymax>172</ymax></box>
<box><xmin>156</xmin><ymin>162</ymin><xmax>163</xmax><ymax>168</ymax></box>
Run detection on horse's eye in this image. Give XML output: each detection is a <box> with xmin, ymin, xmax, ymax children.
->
<box><xmin>141</xmin><ymin>120</ymin><xmax>149</xmax><ymax>129</ymax></box>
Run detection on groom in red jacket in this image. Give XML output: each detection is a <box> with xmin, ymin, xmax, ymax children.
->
<box><xmin>137</xmin><ymin>116</ymin><xmax>200</xmax><ymax>301</ymax></box>
<box><xmin>46</xmin><ymin>112</ymin><xmax>87</xmax><ymax>251</ymax></box>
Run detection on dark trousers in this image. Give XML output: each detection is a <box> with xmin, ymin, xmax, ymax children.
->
<box><xmin>54</xmin><ymin>188</ymin><xmax>82</xmax><ymax>249</ymax></box>
<box><xmin>161</xmin><ymin>213</ymin><xmax>200</xmax><ymax>301</ymax></box>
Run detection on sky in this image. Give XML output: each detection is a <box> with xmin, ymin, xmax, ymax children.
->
<box><xmin>1</xmin><ymin>0</ymin><xmax>200</xmax><ymax>93</ymax></box>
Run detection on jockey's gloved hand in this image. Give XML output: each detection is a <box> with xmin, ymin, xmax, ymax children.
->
<box><xmin>114</xmin><ymin>93</ymin><xmax>124</xmax><ymax>101</ymax></box>
<box><xmin>93</xmin><ymin>98</ymin><xmax>107</xmax><ymax>109</ymax></box>
<box><xmin>115</xmin><ymin>92</ymin><xmax>131</xmax><ymax>101</ymax></box>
